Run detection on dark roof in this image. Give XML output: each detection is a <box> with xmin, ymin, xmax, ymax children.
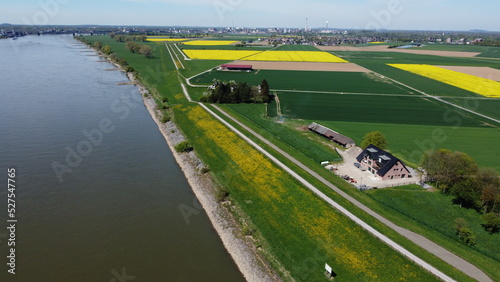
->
<box><xmin>221</xmin><ymin>64</ymin><xmax>253</xmax><ymax>69</ymax></box>
<box><xmin>356</xmin><ymin>144</ymin><xmax>409</xmax><ymax>177</ymax></box>
<box><xmin>308</xmin><ymin>123</ymin><xmax>355</xmax><ymax>146</ymax></box>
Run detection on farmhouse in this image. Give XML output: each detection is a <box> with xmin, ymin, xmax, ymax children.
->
<box><xmin>308</xmin><ymin>122</ymin><xmax>355</xmax><ymax>148</ymax></box>
<box><xmin>356</xmin><ymin>144</ymin><xmax>411</xmax><ymax>180</ymax></box>
<box><xmin>219</xmin><ymin>64</ymin><xmax>253</xmax><ymax>72</ymax></box>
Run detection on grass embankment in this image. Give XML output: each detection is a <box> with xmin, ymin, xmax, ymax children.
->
<box><xmin>81</xmin><ymin>36</ymin><xmax>487</xmax><ymax>281</ymax></box>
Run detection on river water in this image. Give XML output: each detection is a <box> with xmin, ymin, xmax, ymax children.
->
<box><xmin>0</xmin><ymin>35</ymin><xmax>244</xmax><ymax>281</ymax></box>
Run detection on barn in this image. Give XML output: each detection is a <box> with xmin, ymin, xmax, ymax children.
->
<box><xmin>308</xmin><ymin>122</ymin><xmax>355</xmax><ymax>148</ymax></box>
<box><xmin>219</xmin><ymin>64</ymin><xmax>253</xmax><ymax>71</ymax></box>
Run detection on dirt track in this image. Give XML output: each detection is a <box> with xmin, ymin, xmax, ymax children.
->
<box><xmin>231</xmin><ymin>60</ymin><xmax>370</xmax><ymax>72</ymax></box>
<box><xmin>435</xmin><ymin>65</ymin><xmax>500</xmax><ymax>81</ymax></box>
<box><xmin>317</xmin><ymin>45</ymin><xmax>481</xmax><ymax>58</ymax></box>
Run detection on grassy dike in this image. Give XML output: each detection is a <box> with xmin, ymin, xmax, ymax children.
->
<box><xmin>81</xmin><ymin>36</ymin><xmax>473</xmax><ymax>281</ymax></box>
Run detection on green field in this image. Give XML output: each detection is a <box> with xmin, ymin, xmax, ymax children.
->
<box><xmin>416</xmin><ymin>44</ymin><xmax>500</xmax><ymax>58</ymax></box>
<box><xmin>441</xmin><ymin>98</ymin><xmax>500</xmax><ymax>120</ymax></box>
<box><xmin>273</xmin><ymin>44</ymin><xmax>321</xmax><ymax>51</ymax></box>
<box><xmin>272</xmin><ymin>92</ymin><xmax>484</xmax><ymax>127</ymax></box>
<box><xmin>366</xmin><ymin>186</ymin><xmax>500</xmax><ymax>261</ymax></box>
<box><xmin>192</xmin><ymin>69</ymin><xmax>416</xmax><ymax>94</ymax></box>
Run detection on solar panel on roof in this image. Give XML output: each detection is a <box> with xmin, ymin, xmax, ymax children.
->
<box><xmin>367</xmin><ymin>148</ymin><xmax>378</xmax><ymax>153</ymax></box>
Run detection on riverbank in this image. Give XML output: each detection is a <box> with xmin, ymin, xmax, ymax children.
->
<box><xmin>82</xmin><ymin>40</ymin><xmax>277</xmax><ymax>281</ymax></box>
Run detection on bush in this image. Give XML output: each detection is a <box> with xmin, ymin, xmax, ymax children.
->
<box><xmin>216</xmin><ymin>188</ymin><xmax>230</xmax><ymax>202</ymax></box>
<box><xmin>200</xmin><ymin>167</ymin><xmax>210</xmax><ymax>174</ymax></box>
<box><xmin>457</xmin><ymin>227</ymin><xmax>477</xmax><ymax>246</ymax></box>
<box><xmin>118</xmin><ymin>58</ymin><xmax>128</xmax><ymax>66</ymax></box>
<box><xmin>161</xmin><ymin>115</ymin><xmax>171</xmax><ymax>123</ymax></box>
<box><xmin>174</xmin><ymin>141</ymin><xmax>193</xmax><ymax>153</ymax></box>
<box><xmin>242</xmin><ymin>225</ymin><xmax>255</xmax><ymax>236</ymax></box>
<box><xmin>125</xmin><ymin>66</ymin><xmax>135</xmax><ymax>73</ymax></box>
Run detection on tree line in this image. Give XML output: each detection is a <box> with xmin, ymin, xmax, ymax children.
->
<box><xmin>109</xmin><ymin>33</ymin><xmax>153</xmax><ymax>58</ymax></box>
<box><xmin>422</xmin><ymin>149</ymin><xmax>500</xmax><ymax>234</ymax></box>
<box><xmin>200</xmin><ymin>79</ymin><xmax>272</xmax><ymax>104</ymax></box>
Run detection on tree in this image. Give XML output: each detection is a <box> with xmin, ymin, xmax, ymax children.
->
<box><xmin>126</xmin><ymin>41</ymin><xmax>140</xmax><ymax>53</ymax></box>
<box><xmin>139</xmin><ymin>45</ymin><xmax>153</xmax><ymax>58</ymax></box>
<box><xmin>478</xmin><ymin>168</ymin><xmax>500</xmax><ymax>214</ymax></box>
<box><xmin>482</xmin><ymin>213</ymin><xmax>500</xmax><ymax>233</ymax></box>
<box><xmin>93</xmin><ymin>41</ymin><xmax>102</xmax><ymax>50</ymax></box>
<box><xmin>421</xmin><ymin>149</ymin><xmax>478</xmax><ymax>194</ymax></box>
<box><xmin>450</xmin><ymin>178</ymin><xmax>481</xmax><ymax>209</ymax></box>
<box><xmin>260</xmin><ymin>79</ymin><xmax>271</xmax><ymax>103</ymax></box>
<box><xmin>361</xmin><ymin>131</ymin><xmax>388</xmax><ymax>150</ymax></box>
<box><xmin>101</xmin><ymin>45</ymin><xmax>112</xmax><ymax>55</ymax></box>
<box><xmin>139</xmin><ymin>35</ymin><xmax>147</xmax><ymax>42</ymax></box>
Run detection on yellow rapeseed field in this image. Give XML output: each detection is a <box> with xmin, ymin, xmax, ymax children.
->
<box><xmin>182</xmin><ymin>49</ymin><xmax>348</xmax><ymax>63</ymax></box>
<box><xmin>183</xmin><ymin>40</ymin><xmax>238</xmax><ymax>46</ymax></box>
<box><xmin>182</xmin><ymin>49</ymin><xmax>260</xmax><ymax>60</ymax></box>
<box><xmin>389</xmin><ymin>64</ymin><xmax>500</xmax><ymax>98</ymax></box>
<box><xmin>242</xmin><ymin>51</ymin><xmax>348</xmax><ymax>63</ymax></box>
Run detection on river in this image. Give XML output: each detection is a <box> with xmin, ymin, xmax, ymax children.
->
<box><xmin>0</xmin><ymin>35</ymin><xmax>244</xmax><ymax>281</ymax></box>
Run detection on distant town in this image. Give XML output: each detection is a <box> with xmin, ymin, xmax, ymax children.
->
<box><xmin>2</xmin><ymin>23</ymin><xmax>500</xmax><ymax>46</ymax></box>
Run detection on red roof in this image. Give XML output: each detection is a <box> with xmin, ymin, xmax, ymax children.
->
<box><xmin>221</xmin><ymin>64</ymin><xmax>253</xmax><ymax>69</ymax></box>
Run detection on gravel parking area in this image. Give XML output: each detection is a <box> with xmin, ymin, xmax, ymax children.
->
<box><xmin>333</xmin><ymin>147</ymin><xmax>420</xmax><ymax>189</ymax></box>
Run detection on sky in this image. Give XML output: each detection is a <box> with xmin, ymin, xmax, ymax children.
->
<box><xmin>2</xmin><ymin>0</ymin><xmax>499</xmax><ymax>31</ymax></box>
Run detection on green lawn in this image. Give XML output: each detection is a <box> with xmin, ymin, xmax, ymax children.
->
<box><xmin>365</xmin><ymin>186</ymin><xmax>500</xmax><ymax>261</ymax></box>
<box><xmin>192</xmin><ymin>69</ymin><xmax>415</xmax><ymax>94</ymax></box>
<box><xmin>223</xmin><ymin>103</ymin><xmax>342</xmax><ymax>163</ymax></box>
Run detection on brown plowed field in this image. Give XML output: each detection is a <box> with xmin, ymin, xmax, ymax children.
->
<box><xmin>317</xmin><ymin>45</ymin><xmax>481</xmax><ymax>58</ymax></box>
<box><xmin>435</xmin><ymin>65</ymin><xmax>500</xmax><ymax>81</ymax></box>
<box><xmin>231</xmin><ymin>60</ymin><xmax>370</xmax><ymax>72</ymax></box>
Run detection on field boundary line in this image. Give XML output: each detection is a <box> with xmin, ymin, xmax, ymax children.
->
<box><xmin>273</xmin><ymin>89</ymin><xmax>427</xmax><ymax>97</ymax></box>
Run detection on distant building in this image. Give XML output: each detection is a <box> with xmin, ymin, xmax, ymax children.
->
<box><xmin>219</xmin><ymin>64</ymin><xmax>253</xmax><ymax>72</ymax></box>
<box><xmin>308</xmin><ymin>122</ymin><xmax>355</xmax><ymax>148</ymax></box>
<box><xmin>356</xmin><ymin>144</ymin><xmax>411</xmax><ymax>180</ymax></box>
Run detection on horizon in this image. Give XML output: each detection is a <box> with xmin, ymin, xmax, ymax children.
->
<box><xmin>2</xmin><ymin>0</ymin><xmax>499</xmax><ymax>32</ymax></box>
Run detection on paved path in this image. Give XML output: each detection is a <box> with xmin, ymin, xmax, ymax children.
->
<box><xmin>210</xmin><ymin>104</ymin><xmax>493</xmax><ymax>282</ymax></box>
